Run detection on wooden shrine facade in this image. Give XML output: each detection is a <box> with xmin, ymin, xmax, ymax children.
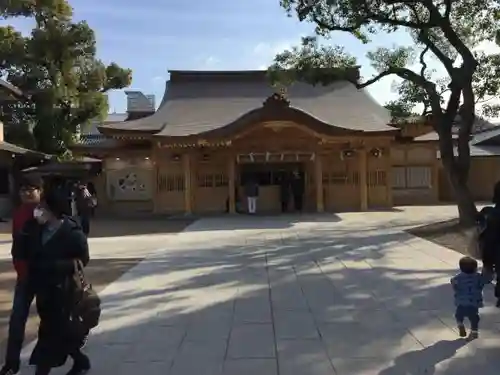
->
<box><xmin>73</xmin><ymin>70</ymin><xmax>441</xmax><ymax>215</ymax></box>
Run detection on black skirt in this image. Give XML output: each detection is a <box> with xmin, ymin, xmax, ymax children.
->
<box><xmin>29</xmin><ymin>284</ymin><xmax>88</xmax><ymax>368</ymax></box>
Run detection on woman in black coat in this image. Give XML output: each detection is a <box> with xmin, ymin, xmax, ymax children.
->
<box><xmin>13</xmin><ymin>191</ymin><xmax>91</xmax><ymax>375</ymax></box>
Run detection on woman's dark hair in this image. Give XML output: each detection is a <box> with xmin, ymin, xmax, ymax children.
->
<box><xmin>42</xmin><ymin>190</ymin><xmax>68</xmax><ymax>218</ymax></box>
<box><xmin>459</xmin><ymin>256</ymin><xmax>478</xmax><ymax>274</ymax></box>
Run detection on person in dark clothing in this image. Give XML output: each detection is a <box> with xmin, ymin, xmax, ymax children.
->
<box><xmin>291</xmin><ymin>170</ymin><xmax>305</xmax><ymax>212</ymax></box>
<box><xmin>74</xmin><ymin>183</ymin><xmax>93</xmax><ymax>236</ymax></box>
<box><xmin>13</xmin><ymin>191</ymin><xmax>91</xmax><ymax>375</ymax></box>
<box><xmin>279</xmin><ymin>171</ymin><xmax>291</xmax><ymax>213</ymax></box>
<box><xmin>0</xmin><ymin>176</ymin><xmax>43</xmax><ymax>375</ymax></box>
<box><xmin>477</xmin><ymin>181</ymin><xmax>500</xmax><ymax>307</ymax></box>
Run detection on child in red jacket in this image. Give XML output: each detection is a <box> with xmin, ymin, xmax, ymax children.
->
<box><xmin>0</xmin><ymin>176</ymin><xmax>43</xmax><ymax>375</ymax></box>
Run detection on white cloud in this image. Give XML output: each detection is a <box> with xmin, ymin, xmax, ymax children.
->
<box><xmin>151</xmin><ymin>76</ymin><xmax>164</xmax><ymax>84</ymax></box>
<box><xmin>252</xmin><ymin>41</ymin><xmax>294</xmax><ymax>58</ymax></box>
<box><xmin>201</xmin><ymin>56</ymin><xmax>221</xmax><ymax>69</ymax></box>
<box><xmin>247</xmin><ymin>40</ymin><xmax>296</xmax><ymax>70</ymax></box>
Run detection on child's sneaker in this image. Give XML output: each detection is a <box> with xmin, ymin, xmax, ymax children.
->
<box><xmin>468</xmin><ymin>330</ymin><xmax>479</xmax><ymax>340</ymax></box>
<box><xmin>457</xmin><ymin>324</ymin><xmax>467</xmax><ymax>337</ymax></box>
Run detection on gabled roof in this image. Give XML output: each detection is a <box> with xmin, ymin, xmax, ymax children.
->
<box><xmin>0</xmin><ymin>141</ymin><xmax>51</xmax><ymax>158</ymax></box>
<box><xmin>98</xmin><ymin>69</ymin><xmax>394</xmax><ymax>137</ymax></box>
<box><xmin>413</xmin><ymin>131</ymin><xmax>458</xmax><ymax>142</ymax></box>
<box><xmin>470</xmin><ymin>126</ymin><xmax>500</xmax><ymax>146</ymax></box>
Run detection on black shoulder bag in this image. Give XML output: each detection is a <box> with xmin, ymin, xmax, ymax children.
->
<box><xmin>70</xmin><ymin>259</ymin><xmax>102</xmax><ymax>331</ymax></box>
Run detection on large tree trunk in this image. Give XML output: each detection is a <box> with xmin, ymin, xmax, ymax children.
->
<box><xmin>445</xmin><ymin>166</ymin><xmax>477</xmax><ymax>226</ymax></box>
<box><xmin>438</xmin><ymin>116</ymin><xmax>477</xmax><ymax>226</ymax></box>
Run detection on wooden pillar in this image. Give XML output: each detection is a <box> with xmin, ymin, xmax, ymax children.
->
<box><xmin>385</xmin><ymin>149</ymin><xmax>393</xmax><ymax>208</ymax></box>
<box><xmin>314</xmin><ymin>153</ymin><xmax>324</xmax><ymax>212</ymax></box>
<box><xmin>432</xmin><ymin>157</ymin><xmax>440</xmax><ymax>203</ymax></box>
<box><xmin>183</xmin><ymin>153</ymin><xmax>192</xmax><ymax>214</ymax></box>
<box><xmin>228</xmin><ymin>155</ymin><xmax>236</xmax><ymax>213</ymax></box>
<box><xmin>152</xmin><ymin>143</ymin><xmax>159</xmax><ymax>213</ymax></box>
<box><xmin>359</xmin><ymin>148</ymin><xmax>368</xmax><ymax>211</ymax></box>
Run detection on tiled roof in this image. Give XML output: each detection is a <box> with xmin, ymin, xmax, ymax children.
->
<box><xmin>99</xmin><ymin>70</ymin><xmax>393</xmax><ymax>136</ymax></box>
<box><xmin>413</xmin><ymin>131</ymin><xmax>458</xmax><ymax>141</ymax></box>
<box><xmin>0</xmin><ymin>141</ymin><xmax>51</xmax><ymax>158</ymax></box>
<box><xmin>470</xmin><ymin>126</ymin><xmax>500</xmax><ymax>146</ymax></box>
<box><xmin>76</xmin><ymin>134</ymin><xmax>118</xmax><ymax>148</ymax></box>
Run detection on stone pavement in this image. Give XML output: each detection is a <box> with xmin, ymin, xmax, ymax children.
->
<box><xmin>18</xmin><ymin>206</ymin><xmax>500</xmax><ymax>374</ymax></box>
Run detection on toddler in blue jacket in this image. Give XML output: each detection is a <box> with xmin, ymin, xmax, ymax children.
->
<box><xmin>451</xmin><ymin>256</ymin><xmax>489</xmax><ymax>340</ymax></box>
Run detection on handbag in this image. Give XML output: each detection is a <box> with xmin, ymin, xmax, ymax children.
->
<box><xmin>71</xmin><ymin>259</ymin><xmax>101</xmax><ymax>330</ymax></box>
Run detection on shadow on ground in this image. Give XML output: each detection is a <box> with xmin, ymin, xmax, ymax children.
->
<box><xmin>0</xmin><ymin>258</ymin><xmax>142</xmax><ymax>359</ymax></box>
<box><xmin>16</xmin><ymin>225</ymin><xmax>498</xmax><ymax>375</ymax></box>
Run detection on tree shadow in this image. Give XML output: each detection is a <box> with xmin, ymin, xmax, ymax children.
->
<box><xmin>378</xmin><ymin>339</ymin><xmax>467</xmax><ymax>374</ymax></box>
<box><xmin>15</xmin><ymin>215</ymin><xmax>500</xmax><ymax>374</ymax></box>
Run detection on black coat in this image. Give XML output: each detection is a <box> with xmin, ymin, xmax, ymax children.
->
<box><xmin>13</xmin><ymin>216</ymin><xmax>90</xmax><ymax>368</ymax></box>
<box><xmin>478</xmin><ymin>205</ymin><xmax>500</xmax><ymax>269</ymax></box>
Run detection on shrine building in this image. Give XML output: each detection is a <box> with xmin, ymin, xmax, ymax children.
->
<box><xmin>72</xmin><ymin>68</ymin><xmax>441</xmax><ymax>215</ymax></box>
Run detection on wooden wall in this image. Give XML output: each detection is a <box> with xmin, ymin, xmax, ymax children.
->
<box><xmin>390</xmin><ymin>144</ymin><xmax>438</xmax><ymax>205</ymax></box>
<box><xmin>321</xmin><ymin>150</ymin><xmax>360</xmax><ymax>211</ymax></box>
<box><xmin>91</xmin><ymin>153</ymin><xmax>154</xmax><ymax>215</ymax></box>
<box><xmin>439</xmin><ymin>157</ymin><xmax>500</xmax><ymax>202</ymax></box>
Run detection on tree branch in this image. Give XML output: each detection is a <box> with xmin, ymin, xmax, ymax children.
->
<box><xmin>357</xmin><ymin>66</ymin><xmax>434</xmax><ymax>91</ymax></box>
<box><xmin>419</xmin><ymin>45</ymin><xmax>429</xmax><ymax>77</ymax></box>
<box><xmin>443</xmin><ymin>0</ymin><xmax>452</xmax><ymax>19</ymax></box>
<box><xmin>418</xmin><ymin>30</ymin><xmax>455</xmax><ymax>76</ymax></box>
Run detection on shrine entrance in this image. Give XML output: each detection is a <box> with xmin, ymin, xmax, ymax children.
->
<box><xmin>235</xmin><ymin>151</ymin><xmax>313</xmax><ymax>213</ymax></box>
<box><xmin>238</xmin><ymin>162</ymin><xmax>305</xmax><ymax>213</ymax></box>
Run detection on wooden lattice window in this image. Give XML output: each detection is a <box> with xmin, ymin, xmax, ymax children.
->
<box><xmin>214</xmin><ymin>173</ymin><xmax>228</xmax><ymax>187</ymax></box>
<box><xmin>157</xmin><ymin>174</ymin><xmax>167</xmax><ymax>192</ymax></box>
<box><xmin>198</xmin><ymin>174</ymin><xmax>214</xmax><ymax>188</ymax></box>
<box><xmin>330</xmin><ymin>172</ymin><xmax>348</xmax><ymax>185</ymax></box>
<box><xmin>158</xmin><ymin>174</ymin><xmax>184</xmax><ymax>191</ymax></box>
<box><xmin>392</xmin><ymin>166</ymin><xmax>431</xmax><ymax>189</ymax></box>
<box><xmin>368</xmin><ymin>170</ymin><xmax>387</xmax><ymax>187</ymax></box>
<box><xmin>349</xmin><ymin>172</ymin><xmax>359</xmax><ymax>185</ymax></box>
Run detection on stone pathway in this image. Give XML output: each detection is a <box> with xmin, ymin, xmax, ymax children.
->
<box><xmin>18</xmin><ymin>207</ymin><xmax>500</xmax><ymax>374</ymax></box>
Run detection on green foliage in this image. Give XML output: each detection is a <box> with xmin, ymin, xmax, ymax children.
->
<box><xmin>273</xmin><ymin>0</ymin><xmax>500</xmax><ymax>222</ymax></box>
<box><xmin>273</xmin><ymin>0</ymin><xmax>500</xmax><ymax>122</ymax></box>
<box><xmin>384</xmin><ymin>101</ymin><xmax>417</xmax><ymax>119</ymax></box>
<box><xmin>0</xmin><ymin>0</ymin><xmax>132</xmax><ymax>155</ymax></box>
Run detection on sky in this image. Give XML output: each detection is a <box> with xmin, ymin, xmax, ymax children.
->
<box><xmin>2</xmin><ymin>0</ymin><xmax>499</xmax><ymax>115</ymax></box>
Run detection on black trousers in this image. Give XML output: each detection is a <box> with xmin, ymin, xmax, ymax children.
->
<box><xmin>293</xmin><ymin>193</ymin><xmax>303</xmax><ymax>211</ymax></box>
<box><xmin>79</xmin><ymin>215</ymin><xmax>90</xmax><ymax>236</ymax></box>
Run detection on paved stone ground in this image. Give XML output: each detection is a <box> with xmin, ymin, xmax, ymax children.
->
<box><xmin>17</xmin><ymin>206</ymin><xmax>500</xmax><ymax>374</ymax></box>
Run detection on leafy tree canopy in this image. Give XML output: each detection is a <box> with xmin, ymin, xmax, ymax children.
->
<box><xmin>270</xmin><ymin>0</ymin><xmax>500</xmax><ymax>223</ymax></box>
<box><xmin>0</xmin><ymin>0</ymin><xmax>132</xmax><ymax>155</ymax></box>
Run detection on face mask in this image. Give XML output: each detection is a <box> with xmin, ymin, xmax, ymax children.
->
<box><xmin>33</xmin><ymin>207</ymin><xmax>47</xmax><ymax>224</ymax></box>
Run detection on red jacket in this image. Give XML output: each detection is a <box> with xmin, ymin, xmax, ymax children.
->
<box><xmin>11</xmin><ymin>203</ymin><xmax>36</xmax><ymax>280</ymax></box>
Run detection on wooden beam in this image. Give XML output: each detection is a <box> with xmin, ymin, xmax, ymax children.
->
<box><xmin>359</xmin><ymin>148</ymin><xmax>368</xmax><ymax>211</ymax></box>
<box><xmin>228</xmin><ymin>155</ymin><xmax>236</xmax><ymax>213</ymax></box>
<box><xmin>314</xmin><ymin>153</ymin><xmax>324</xmax><ymax>212</ymax></box>
<box><xmin>183</xmin><ymin>153</ymin><xmax>192</xmax><ymax>214</ymax></box>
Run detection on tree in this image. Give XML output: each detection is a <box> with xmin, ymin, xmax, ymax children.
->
<box><xmin>0</xmin><ymin>0</ymin><xmax>132</xmax><ymax>156</ymax></box>
<box><xmin>270</xmin><ymin>0</ymin><xmax>500</xmax><ymax>225</ymax></box>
